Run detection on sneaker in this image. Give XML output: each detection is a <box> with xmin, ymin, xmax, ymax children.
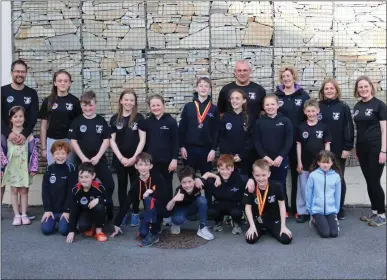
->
<box><xmin>138</xmin><ymin>232</ymin><xmax>160</xmax><ymax>247</ymax></box>
<box><xmin>27</xmin><ymin>212</ymin><xmax>36</xmax><ymax>220</ymax></box>
<box><xmin>231</xmin><ymin>223</ymin><xmax>242</xmax><ymax>235</ymax></box>
<box><xmin>296</xmin><ymin>214</ymin><xmax>309</xmax><ymax>223</ymax></box>
<box><xmin>294</xmin><ymin>213</ymin><xmax>300</xmax><ymax>219</ymax></box>
<box><xmin>170</xmin><ymin>223</ymin><xmax>181</xmax><ymax>234</ymax></box>
<box><xmin>368</xmin><ymin>215</ymin><xmax>386</xmax><ymax>227</ymax></box>
<box><xmin>214</xmin><ymin>222</ymin><xmax>223</xmax><ymax>232</ymax></box>
<box><xmin>21</xmin><ymin>214</ymin><xmax>31</xmax><ymax>225</ymax></box>
<box><xmin>286</xmin><ymin>212</ymin><xmax>289</xmax><ymax>219</ymax></box>
<box><xmin>83</xmin><ymin>227</ymin><xmax>95</xmax><ymax>237</ymax></box>
<box><xmin>224</xmin><ymin>215</ymin><xmax>232</xmax><ymax>225</ymax></box>
<box><xmin>12</xmin><ymin>215</ymin><xmax>21</xmax><ymax>226</ymax></box>
<box><xmin>94</xmin><ymin>232</ymin><xmax>108</xmax><ymax>242</ymax></box>
<box><xmin>338</xmin><ymin>209</ymin><xmax>346</xmax><ymax>220</ymax></box>
<box><xmin>197</xmin><ymin>226</ymin><xmax>214</xmax><ymax>240</ymax></box>
<box><xmin>120</xmin><ymin>214</ymin><xmax>129</xmax><ymax>226</ymax></box>
<box><xmin>360</xmin><ymin>212</ymin><xmax>377</xmax><ymax>222</ymax></box>
<box><xmin>129</xmin><ymin>213</ymin><xmax>140</xmax><ymax>227</ymax></box>
<box><xmin>163</xmin><ymin>217</ymin><xmax>172</xmax><ymax>226</ymax></box>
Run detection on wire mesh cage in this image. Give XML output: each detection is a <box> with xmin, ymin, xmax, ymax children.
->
<box><xmin>10</xmin><ymin>0</ymin><xmax>387</xmax><ymax>172</ymax></box>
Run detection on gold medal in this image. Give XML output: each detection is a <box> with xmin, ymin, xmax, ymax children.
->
<box><xmin>195</xmin><ymin>101</ymin><xmax>211</xmax><ymax>128</ymax></box>
<box><xmin>256</xmin><ymin>183</ymin><xmax>269</xmax><ymax>223</ymax></box>
<box><xmin>257</xmin><ymin>216</ymin><xmax>263</xmax><ymax>224</ymax></box>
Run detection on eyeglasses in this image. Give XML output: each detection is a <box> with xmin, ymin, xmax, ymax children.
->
<box><xmin>12</xmin><ymin>70</ymin><xmax>27</xmax><ymax>74</ymax></box>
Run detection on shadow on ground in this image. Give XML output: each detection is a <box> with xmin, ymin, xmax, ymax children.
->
<box><xmin>1</xmin><ymin>207</ymin><xmax>386</xmax><ymax>279</ymax></box>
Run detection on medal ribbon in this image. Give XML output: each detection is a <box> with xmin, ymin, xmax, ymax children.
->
<box><xmin>139</xmin><ymin>177</ymin><xmax>152</xmax><ymax>200</ymax></box>
<box><xmin>256</xmin><ymin>183</ymin><xmax>269</xmax><ymax>218</ymax></box>
<box><xmin>194</xmin><ymin>101</ymin><xmax>211</xmax><ymax>125</ymax></box>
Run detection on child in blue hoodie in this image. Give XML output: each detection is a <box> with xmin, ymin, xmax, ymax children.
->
<box><xmin>306</xmin><ymin>150</ymin><xmax>341</xmax><ymax>238</ymax></box>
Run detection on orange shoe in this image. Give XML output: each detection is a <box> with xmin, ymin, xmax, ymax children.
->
<box><xmin>83</xmin><ymin>227</ymin><xmax>94</xmax><ymax>237</ymax></box>
<box><xmin>295</xmin><ymin>213</ymin><xmax>299</xmax><ymax>219</ymax></box>
<box><xmin>94</xmin><ymin>232</ymin><xmax>108</xmax><ymax>242</ymax></box>
<box><xmin>286</xmin><ymin>212</ymin><xmax>289</xmax><ymax>218</ymax></box>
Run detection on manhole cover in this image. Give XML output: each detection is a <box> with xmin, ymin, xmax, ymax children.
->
<box><xmin>153</xmin><ymin>229</ymin><xmax>208</xmax><ymax>249</ymax></box>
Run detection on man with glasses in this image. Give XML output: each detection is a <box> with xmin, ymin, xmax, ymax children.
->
<box><xmin>1</xmin><ymin>59</ymin><xmax>39</xmax><ymax>220</ymax></box>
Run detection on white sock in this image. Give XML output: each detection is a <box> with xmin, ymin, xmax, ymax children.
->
<box><xmin>378</xmin><ymin>213</ymin><xmax>386</xmax><ymax>219</ymax></box>
<box><xmin>372</xmin><ymin>210</ymin><xmax>377</xmax><ymax>214</ymax></box>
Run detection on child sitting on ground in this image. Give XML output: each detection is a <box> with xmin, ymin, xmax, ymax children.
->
<box><xmin>41</xmin><ymin>141</ymin><xmax>76</xmax><ymax>236</ymax></box>
<box><xmin>166</xmin><ymin>166</ymin><xmax>214</xmax><ymax>241</ymax></box>
<box><xmin>66</xmin><ymin>162</ymin><xmax>108</xmax><ymax>243</ymax></box>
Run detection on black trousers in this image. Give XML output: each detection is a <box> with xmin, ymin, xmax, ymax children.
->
<box><xmin>245</xmin><ymin>218</ymin><xmax>292</xmax><ymax>245</ymax></box>
<box><xmin>288</xmin><ymin>142</ymin><xmax>299</xmax><ymax>214</ymax></box>
<box><xmin>357</xmin><ymin>142</ymin><xmax>386</xmax><ymax>214</ymax></box>
<box><xmin>115</xmin><ymin>162</ymin><xmax>137</xmax><ymax>210</ymax></box>
<box><xmin>338</xmin><ymin>157</ymin><xmax>347</xmax><ymax>212</ymax></box>
<box><xmin>152</xmin><ymin>162</ymin><xmax>174</xmax><ymax>202</ymax></box>
<box><xmin>208</xmin><ymin>201</ymin><xmax>243</xmax><ymax>224</ymax></box>
<box><xmin>183</xmin><ymin>145</ymin><xmax>213</xmax><ymax>175</ymax></box>
<box><xmin>313</xmin><ymin>214</ymin><xmax>339</xmax><ymax>238</ymax></box>
<box><xmin>78</xmin><ymin>204</ymin><xmax>106</xmax><ymax>232</ymax></box>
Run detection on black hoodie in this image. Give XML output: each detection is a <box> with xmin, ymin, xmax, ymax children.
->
<box><xmin>179</xmin><ymin>93</ymin><xmax>219</xmax><ymax>150</ymax></box>
<box><xmin>274</xmin><ymin>84</ymin><xmax>310</xmax><ymax>139</ymax></box>
<box><xmin>253</xmin><ymin>113</ymin><xmax>294</xmax><ymax>159</ymax></box>
<box><xmin>318</xmin><ymin>99</ymin><xmax>354</xmax><ymax>156</ymax></box>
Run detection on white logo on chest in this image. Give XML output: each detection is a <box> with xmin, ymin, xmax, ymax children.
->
<box><xmin>332</xmin><ymin>112</ymin><xmax>340</xmax><ymax>120</ymax></box>
<box><xmin>295</xmin><ymin>99</ymin><xmax>302</xmax><ymax>106</ymax></box>
<box><xmin>268</xmin><ymin>195</ymin><xmax>276</xmax><ymax>203</ymax></box>
<box><xmin>24</xmin><ymin>97</ymin><xmax>31</xmax><ymax>104</ymax></box>
<box><xmin>316</xmin><ymin>131</ymin><xmax>323</xmax><ymax>138</ymax></box>
<box><xmin>365</xmin><ymin>109</ymin><xmax>373</xmax><ymax>116</ymax></box>
<box><xmin>66</xmin><ymin>103</ymin><xmax>73</xmax><ymax>110</ymax></box>
<box><xmin>248</xmin><ymin>92</ymin><xmax>256</xmax><ymax>100</ymax></box>
<box><xmin>96</xmin><ymin>125</ymin><xmax>103</xmax><ymax>133</ymax></box>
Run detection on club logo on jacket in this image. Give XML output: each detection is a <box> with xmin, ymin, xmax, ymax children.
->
<box><xmin>160</xmin><ymin>125</ymin><xmax>169</xmax><ymax>130</ymax></box>
<box><xmin>24</xmin><ymin>97</ymin><xmax>31</xmax><ymax>104</ymax></box>
<box><xmin>7</xmin><ymin>96</ymin><xmax>14</xmax><ymax>103</ymax></box>
<box><xmin>96</xmin><ymin>125</ymin><xmax>103</xmax><ymax>133</ymax></box>
<box><xmin>230</xmin><ymin>187</ymin><xmax>239</xmax><ymax>192</ymax></box>
<box><xmin>66</xmin><ymin>103</ymin><xmax>73</xmax><ymax>110</ymax></box>
<box><xmin>49</xmin><ymin>175</ymin><xmax>56</xmax><ymax>184</ymax></box>
<box><xmin>302</xmin><ymin>131</ymin><xmax>309</xmax><ymax>138</ymax></box>
<box><xmin>353</xmin><ymin>110</ymin><xmax>359</xmax><ymax>117</ymax></box>
<box><xmin>52</xmin><ymin>103</ymin><xmax>58</xmax><ymax>110</ymax></box>
<box><xmin>333</xmin><ymin>112</ymin><xmax>340</xmax><ymax>120</ymax></box>
<box><xmin>279</xmin><ymin>100</ymin><xmax>284</xmax><ymax>107</ymax></box>
<box><xmin>226</xmin><ymin>123</ymin><xmax>232</xmax><ymax>130</ymax></box>
<box><xmin>276</xmin><ymin>122</ymin><xmax>284</xmax><ymax>126</ymax></box>
<box><xmin>316</xmin><ymin>131</ymin><xmax>323</xmax><ymax>138</ymax></box>
<box><xmin>295</xmin><ymin>99</ymin><xmax>302</xmax><ymax>106</ymax></box>
<box><xmin>317</xmin><ymin>113</ymin><xmax>323</xmax><ymax>121</ymax></box>
<box><xmin>268</xmin><ymin>195</ymin><xmax>276</xmax><ymax>203</ymax></box>
<box><xmin>249</xmin><ymin>92</ymin><xmax>256</xmax><ymax>100</ymax></box>
<box><xmin>365</xmin><ymin>109</ymin><xmax>373</xmax><ymax>116</ymax></box>
<box><xmin>80</xmin><ymin>197</ymin><xmax>88</xmax><ymax>205</ymax></box>
<box><xmin>80</xmin><ymin>125</ymin><xmax>87</xmax><ymax>132</ymax></box>
<box><xmin>131</xmin><ymin>122</ymin><xmax>138</xmax><ymax>130</ymax></box>
<box><xmin>116</xmin><ymin>122</ymin><xmax>123</xmax><ymax>130</ymax></box>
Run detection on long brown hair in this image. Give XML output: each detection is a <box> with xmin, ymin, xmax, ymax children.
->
<box><xmin>318</xmin><ymin>78</ymin><xmax>342</xmax><ymax>101</ymax></box>
<box><xmin>310</xmin><ymin>150</ymin><xmax>341</xmax><ymax>177</ymax></box>
<box><xmin>115</xmin><ymin>89</ymin><xmax>138</xmax><ymax>127</ymax></box>
<box><xmin>8</xmin><ymin>106</ymin><xmax>25</xmax><ymax>129</ymax></box>
<box><xmin>229</xmin><ymin>89</ymin><xmax>248</xmax><ymax>126</ymax></box>
<box><xmin>48</xmin><ymin>70</ymin><xmax>72</xmax><ymax>111</ymax></box>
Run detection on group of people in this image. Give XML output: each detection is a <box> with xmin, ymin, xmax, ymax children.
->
<box><xmin>1</xmin><ymin>59</ymin><xmax>386</xmax><ymax>247</ymax></box>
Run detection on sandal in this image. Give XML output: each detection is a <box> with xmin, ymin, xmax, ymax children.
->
<box><xmin>12</xmin><ymin>215</ymin><xmax>22</xmax><ymax>226</ymax></box>
<box><xmin>94</xmin><ymin>232</ymin><xmax>108</xmax><ymax>242</ymax></box>
<box><xmin>21</xmin><ymin>215</ymin><xmax>31</xmax><ymax>225</ymax></box>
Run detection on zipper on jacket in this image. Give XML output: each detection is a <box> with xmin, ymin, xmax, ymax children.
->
<box><xmin>324</xmin><ymin>172</ymin><xmax>326</xmax><ymax>215</ymax></box>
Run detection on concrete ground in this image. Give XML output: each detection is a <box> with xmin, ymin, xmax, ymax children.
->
<box><xmin>1</xmin><ymin>207</ymin><xmax>386</xmax><ymax>279</ymax></box>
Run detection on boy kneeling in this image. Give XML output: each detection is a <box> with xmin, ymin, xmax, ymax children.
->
<box><xmin>244</xmin><ymin>159</ymin><xmax>292</xmax><ymax>245</ymax></box>
<box><xmin>66</xmin><ymin>163</ymin><xmax>107</xmax><ymax>243</ymax></box>
<box><xmin>166</xmin><ymin>167</ymin><xmax>214</xmax><ymax>241</ymax></box>
<box><xmin>111</xmin><ymin>153</ymin><xmax>167</xmax><ymax>247</ymax></box>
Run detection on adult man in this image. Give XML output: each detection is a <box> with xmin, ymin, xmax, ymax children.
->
<box><xmin>217</xmin><ymin>60</ymin><xmax>266</xmax><ymax>121</ymax></box>
<box><xmin>1</xmin><ymin>59</ymin><xmax>39</xmax><ymax>145</ymax></box>
<box><xmin>1</xmin><ymin>59</ymin><xmax>39</xmax><ymax>220</ymax></box>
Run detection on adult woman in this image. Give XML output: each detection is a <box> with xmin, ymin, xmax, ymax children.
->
<box><xmin>274</xmin><ymin>66</ymin><xmax>310</xmax><ymax>216</ymax></box>
<box><xmin>353</xmin><ymin>76</ymin><xmax>386</xmax><ymax>227</ymax></box>
<box><xmin>318</xmin><ymin>78</ymin><xmax>354</xmax><ymax>220</ymax></box>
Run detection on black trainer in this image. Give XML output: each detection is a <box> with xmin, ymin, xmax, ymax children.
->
<box><xmin>296</xmin><ymin>214</ymin><xmax>309</xmax><ymax>223</ymax></box>
<box><xmin>338</xmin><ymin>209</ymin><xmax>346</xmax><ymax>220</ymax></box>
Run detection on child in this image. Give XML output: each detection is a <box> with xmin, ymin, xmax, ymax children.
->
<box><xmin>66</xmin><ymin>162</ymin><xmax>107</xmax><ymax>243</ymax></box>
<box><xmin>110</xmin><ymin>89</ymin><xmax>145</xmax><ymax>226</ymax></box>
<box><xmin>166</xmin><ymin>166</ymin><xmax>214</xmax><ymax>241</ymax></box>
<box><xmin>253</xmin><ymin>94</ymin><xmax>293</xmax><ymax>212</ymax></box>
<box><xmin>68</xmin><ymin>90</ymin><xmax>115</xmax><ymax>220</ymax></box>
<box><xmin>179</xmin><ymin>77</ymin><xmax>219</xmax><ymax>175</ymax></box>
<box><xmin>39</xmin><ymin>70</ymin><xmax>82</xmax><ymax>165</ymax></box>
<box><xmin>306</xmin><ymin>150</ymin><xmax>341</xmax><ymax>238</ymax></box>
<box><xmin>296</xmin><ymin>99</ymin><xmax>331</xmax><ymax>223</ymax></box>
<box><xmin>110</xmin><ymin>152</ymin><xmax>168</xmax><ymax>247</ymax></box>
<box><xmin>138</xmin><ymin>94</ymin><xmax>179</xmax><ymax>225</ymax></box>
<box><xmin>199</xmin><ymin>154</ymin><xmax>245</xmax><ymax>234</ymax></box>
<box><xmin>1</xmin><ymin>145</ymin><xmax>8</xmax><ymax>205</ymax></box>
<box><xmin>244</xmin><ymin>159</ymin><xmax>292</xmax><ymax>245</ymax></box>
<box><xmin>1</xmin><ymin>106</ymin><xmax>38</xmax><ymax>226</ymax></box>
<box><xmin>41</xmin><ymin>141</ymin><xmax>76</xmax><ymax>236</ymax></box>
<box><xmin>219</xmin><ymin>89</ymin><xmax>252</xmax><ymax>181</ymax></box>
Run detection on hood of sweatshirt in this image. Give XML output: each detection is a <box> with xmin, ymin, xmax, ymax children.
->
<box><xmin>319</xmin><ymin>98</ymin><xmax>340</xmax><ymax>105</ymax></box>
<box><xmin>275</xmin><ymin>83</ymin><xmax>305</xmax><ymax>96</ymax></box>
<box><xmin>260</xmin><ymin>112</ymin><xmax>285</xmax><ymax>120</ymax></box>
<box><xmin>193</xmin><ymin>92</ymin><xmax>212</xmax><ymax>104</ymax></box>
<box><xmin>315</xmin><ymin>167</ymin><xmax>337</xmax><ymax>176</ymax></box>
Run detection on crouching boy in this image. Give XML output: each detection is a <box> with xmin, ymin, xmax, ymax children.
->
<box><xmin>66</xmin><ymin>162</ymin><xmax>107</xmax><ymax>243</ymax></box>
<box><xmin>166</xmin><ymin>167</ymin><xmax>214</xmax><ymax>241</ymax></box>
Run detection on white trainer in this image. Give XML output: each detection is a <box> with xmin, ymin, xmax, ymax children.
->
<box><xmin>197</xmin><ymin>226</ymin><xmax>214</xmax><ymax>240</ymax></box>
<box><xmin>170</xmin><ymin>223</ymin><xmax>181</xmax><ymax>235</ymax></box>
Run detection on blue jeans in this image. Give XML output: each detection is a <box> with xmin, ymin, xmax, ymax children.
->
<box><xmin>41</xmin><ymin>213</ymin><xmax>69</xmax><ymax>236</ymax></box>
<box><xmin>171</xmin><ymin>196</ymin><xmax>208</xmax><ymax>228</ymax></box>
<box><xmin>139</xmin><ymin>197</ymin><xmax>160</xmax><ymax>238</ymax></box>
<box><xmin>270</xmin><ymin>157</ymin><xmax>289</xmax><ymax>210</ymax></box>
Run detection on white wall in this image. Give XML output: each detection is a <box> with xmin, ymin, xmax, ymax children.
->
<box><xmin>1</xmin><ymin>1</ymin><xmax>12</xmax><ymax>86</ymax></box>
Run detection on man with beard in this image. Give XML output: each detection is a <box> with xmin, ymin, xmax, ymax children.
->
<box><xmin>1</xmin><ymin>59</ymin><xmax>39</xmax><ymax>220</ymax></box>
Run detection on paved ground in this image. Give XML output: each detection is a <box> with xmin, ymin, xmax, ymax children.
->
<box><xmin>1</xmin><ymin>207</ymin><xmax>386</xmax><ymax>279</ymax></box>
